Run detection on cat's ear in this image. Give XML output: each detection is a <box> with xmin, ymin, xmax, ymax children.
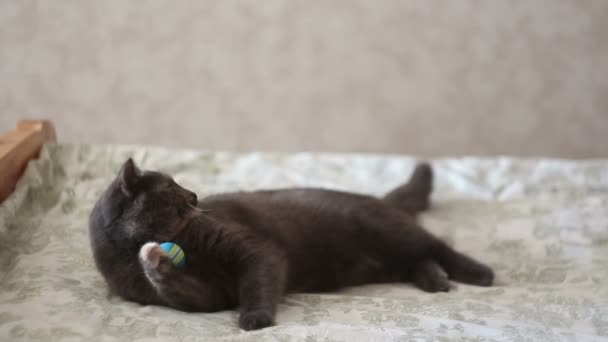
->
<box><xmin>118</xmin><ymin>158</ymin><xmax>141</xmax><ymax>198</ymax></box>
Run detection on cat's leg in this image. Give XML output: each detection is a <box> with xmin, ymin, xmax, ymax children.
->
<box><xmin>412</xmin><ymin>259</ymin><xmax>451</xmax><ymax>292</ymax></box>
<box><xmin>369</xmin><ymin>216</ymin><xmax>493</xmax><ymax>287</ymax></box>
<box><xmin>237</xmin><ymin>250</ymin><xmax>287</xmax><ymax>331</ymax></box>
<box><xmin>139</xmin><ymin>242</ymin><xmax>229</xmax><ymax>312</ymax></box>
<box><xmin>405</xmin><ymin>241</ymin><xmax>493</xmax><ymax>288</ymax></box>
<box><xmin>434</xmin><ymin>244</ymin><xmax>494</xmax><ymax>286</ymax></box>
<box><xmin>382</xmin><ymin>163</ymin><xmax>493</xmax><ymax>285</ymax></box>
<box><xmin>384</xmin><ymin>162</ymin><xmax>433</xmax><ymax>215</ymax></box>
<box><xmin>397</xmin><ymin>226</ymin><xmax>494</xmax><ymax>287</ymax></box>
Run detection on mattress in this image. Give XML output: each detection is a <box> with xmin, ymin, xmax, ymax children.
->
<box><xmin>0</xmin><ymin>144</ymin><xmax>607</xmax><ymax>341</ymax></box>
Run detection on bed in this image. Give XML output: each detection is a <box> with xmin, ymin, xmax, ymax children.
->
<box><xmin>0</xmin><ymin>123</ymin><xmax>607</xmax><ymax>341</ymax></box>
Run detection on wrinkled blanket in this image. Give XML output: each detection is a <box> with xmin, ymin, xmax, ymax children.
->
<box><xmin>1</xmin><ymin>144</ymin><xmax>607</xmax><ymax>341</ymax></box>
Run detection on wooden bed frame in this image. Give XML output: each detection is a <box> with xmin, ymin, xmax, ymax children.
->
<box><xmin>0</xmin><ymin>120</ymin><xmax>56</xmax><ymax>203</ymax></box>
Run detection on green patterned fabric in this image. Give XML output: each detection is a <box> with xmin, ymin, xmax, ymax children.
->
<box><xmin>1</xmin><ymin>144</ymin><xmax>607</xmax><ymax>341</ymax></box>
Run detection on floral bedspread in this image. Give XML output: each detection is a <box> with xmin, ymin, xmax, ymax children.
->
<box><xmin>1</xmin><ymin>144</ymin><xmax>607</xmax><ymax>341</ymax></box>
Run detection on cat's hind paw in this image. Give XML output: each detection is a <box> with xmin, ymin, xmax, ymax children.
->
<box><xmin>239</xmin><ymin>310</ymin><xmax>274</xmax><ymax>331</ymax></box>
<box><xmin>413</xmin><ymin>259</ymin><xmax>451</xmax><ymax>293</ymax></box>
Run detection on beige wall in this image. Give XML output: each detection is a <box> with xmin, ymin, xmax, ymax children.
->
<box><xmin>1</xmin><ymin>1</ymin><xmax>606</xmax><ymax>158</ymax></box>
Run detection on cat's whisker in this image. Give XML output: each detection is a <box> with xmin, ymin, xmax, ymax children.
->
<box><xmin>188</xmin><ymin>203</ymin><xmax>212</xmax><ymax>212</ymax></box>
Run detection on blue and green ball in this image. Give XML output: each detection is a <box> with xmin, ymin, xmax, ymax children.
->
<box><xmin>160</xmin><ymin>242</ymin><xmax>186</xmax><ymax>268</ymax></box>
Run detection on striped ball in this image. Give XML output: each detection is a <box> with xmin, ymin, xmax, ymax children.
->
<box><xmin>160</xmin><ymin>242</ymin><xmax>186</xmax><ymax>268</ymax></box>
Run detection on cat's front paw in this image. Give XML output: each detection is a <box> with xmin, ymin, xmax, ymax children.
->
<box><xmin>239</xmin><ymin>310</ymin><xmax>274</xmax><ymax>331</ymax></box>
<box><xmin>139</xmin><ymin>242</ymin><xmax>172</xmax><ymax>273</ymax></box>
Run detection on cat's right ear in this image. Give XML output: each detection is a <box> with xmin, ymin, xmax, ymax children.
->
<box><xmin>119</xmin><ymin>158</ymin><xmax>141</xmax><ymax>198</ymax></box>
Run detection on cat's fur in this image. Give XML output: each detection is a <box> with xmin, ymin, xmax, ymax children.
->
<box><xmin>89</xmin><ymin>159</ymin><xmax>494</xmax><ymax>330</ymax></box>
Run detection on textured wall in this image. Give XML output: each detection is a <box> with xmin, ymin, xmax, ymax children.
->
<box><xmin>1</xmin><ymin>1</ymin><xmax>606</xmax><ymax>157</ymax></box>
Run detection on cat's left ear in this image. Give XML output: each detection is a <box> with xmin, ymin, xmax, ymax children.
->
<box><xmin>119</xmin><ymin>158</ymin><xmax>141</xmax><ymax>198</ymax></box>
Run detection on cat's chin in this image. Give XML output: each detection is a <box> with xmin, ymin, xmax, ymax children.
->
<box><xmin>167</xmin><ymin>209</ymin><xmax>202</xmax><ymax>240</ymax></box>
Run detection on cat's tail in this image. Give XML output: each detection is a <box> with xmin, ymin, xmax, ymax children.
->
<box><xmin>383</xmin><ymin>162</ymin><xmax>433</xmax><ymax>215</ymax></box>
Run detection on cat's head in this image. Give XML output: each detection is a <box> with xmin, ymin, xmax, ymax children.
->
<box><xmin>89</xmin><ymin>158</ymin><xmax>199</xmax><ymax>252</ymax></box>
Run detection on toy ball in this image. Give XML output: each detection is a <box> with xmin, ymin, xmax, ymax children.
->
<box><xmin>160</xmin><ymin>242</ymin><xmax>186</xmax><ymax>268</ymax></box>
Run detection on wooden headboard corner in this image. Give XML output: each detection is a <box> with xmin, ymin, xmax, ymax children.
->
<box><xmin>0</xmin><ymin>119</ymin><xmax>57</xmax><ymax>203</ymax></box>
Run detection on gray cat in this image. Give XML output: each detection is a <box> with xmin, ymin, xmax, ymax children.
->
<box><xmin>89</xmin><ymin>159</ymin><xmax>494</xmax><ymax>330</ymax></box>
